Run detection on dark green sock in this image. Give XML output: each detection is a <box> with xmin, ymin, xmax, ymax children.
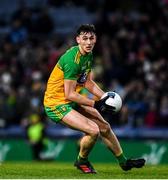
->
<box><xmin>77</xmin><ymin>155</ymin><xmax>88</xmax><ymax>162</ymax></box>
<box><xmin>116</xmin><ymin>153</ymin><xmax>127</xmax><ymax>165</ymax></box>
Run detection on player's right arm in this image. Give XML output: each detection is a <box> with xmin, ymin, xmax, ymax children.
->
<box><xmin>64</xmin><ymin>79</ymin><xmax>109</xmax><ymax>113</ymax></box>
<box><xmin>84</xmin><ymin>72</ymin><xmax>104</xmax><ymax>99</ymax></box>
<box><xmin>64</xmin><ymin>79</ymin><xmax>95</xmax><ymax>107</ymax></box>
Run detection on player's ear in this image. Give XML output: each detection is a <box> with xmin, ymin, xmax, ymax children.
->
<box><xmin>76</xmin><ymin>36</ymin><xmax>80</xmax><ymax>44</ymax></box>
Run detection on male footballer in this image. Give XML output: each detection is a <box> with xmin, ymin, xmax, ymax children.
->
<box><xmin>44</xmin><ymin>24</ymin><xmax>145</xmax><ymax>173</ymax></box>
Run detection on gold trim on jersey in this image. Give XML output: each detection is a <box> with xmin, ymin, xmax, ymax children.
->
<box><xmin>74</xmin><ymin>51</ymin><xmax>81</xmax><ymax>64</ymax></box>
<box><xmin>44</xmin><ymin>65</ymin><xmax>68</xmax><ymax>107</ymax></box>
<box><xmin>57</xmin><ymin>63</ymin><xmax>62</xmax><ymax>70</ymax></box>
<box><xmin>50</xmin><ymin>106</ymin><xmax>63</xmax><ymax>119</ymax></box>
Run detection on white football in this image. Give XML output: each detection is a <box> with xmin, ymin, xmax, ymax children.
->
<box><xmin>101</xmin><ymin>91</ymin><xmax>122</xmax><ymax>113</ymax></box>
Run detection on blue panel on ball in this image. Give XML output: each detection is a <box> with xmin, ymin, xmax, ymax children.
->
<box><xmin>107</xmin><ymin>92</ymin><xmax>115</xmax><ymax>98</ymax></box>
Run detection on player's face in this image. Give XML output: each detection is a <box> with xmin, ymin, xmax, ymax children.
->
<box><xmin>76</xmin><ymin>32</ymin><xmax>96</xmax><ymax>54</ymax></box>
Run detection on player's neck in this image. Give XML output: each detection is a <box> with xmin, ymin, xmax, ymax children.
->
<box><xmin>78</xmin><ymin>45</ymin><xmax>87</xmax><ymax>55</ymax></box>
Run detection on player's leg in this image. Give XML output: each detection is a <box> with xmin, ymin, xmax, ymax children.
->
<box><xmin>44</xmin><ymin>104</ymin><xmax>99</xmax><ymax>173</ymax></box>
<box><xmin>78</xmin><ymin>105</ymin><xmax>122</xmax><ymax>155</ymax></box>
<box><xmin>61</xmin><ymin>109</ymin><xmax>99</xmax><ymax>173</ymax></box>
<box><xmin>61</xmin><ymin>109</ymin><xmax>99</xmax><ymax>158</ymax></box>
<box><xmin>45</xmin><ymin>104</ymin><xmax>99</xmax><ymax>153</ymax></box>
<box><xmin>78</xmin><ymin>105</ymin><xmax>145</xmax><ymax>170</ymax></box>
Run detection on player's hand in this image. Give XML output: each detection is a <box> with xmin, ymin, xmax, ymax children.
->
<box><xmin>94</xmin><ymin>95</ymin><xmax>110</xmax><ymax>112</ymax></box>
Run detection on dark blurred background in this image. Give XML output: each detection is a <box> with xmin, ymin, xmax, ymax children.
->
<box><xmin>0</xmin><ymin>0</ymin><xmax>168</xmax><ymax>163</ymax></box>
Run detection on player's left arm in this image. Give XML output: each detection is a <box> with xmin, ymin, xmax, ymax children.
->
<box><xmin>84</xmin><ymin>72</ymin><xmax>104</xmax><ymax>100</ymax></box>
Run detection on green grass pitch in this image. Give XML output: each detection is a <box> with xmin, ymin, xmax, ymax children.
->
<box><xmin>0</xmin><ymin>162</ymin><xmax>168</xmax><ymax>179</ymax></box>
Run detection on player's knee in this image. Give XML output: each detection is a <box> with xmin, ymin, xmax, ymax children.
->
<box><xmin>100</xmin><ymin>123</ymin><xmax>111</xmax><ymax>137</ymax></box>
<box><xmin>90</xmin><ymin>124</ymin><xmax>99</xmax><ymax>139</ymax></box>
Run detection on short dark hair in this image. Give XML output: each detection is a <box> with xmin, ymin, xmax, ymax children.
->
<box><xmin>76</xmin><ymin>24</ymin><xmax>96</xmax><ymax>35</ymax></box>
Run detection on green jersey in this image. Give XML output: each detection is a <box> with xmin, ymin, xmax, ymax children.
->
<box><xmin>44</xmin><ymin>46</ymin><xmax>93</xmax><ymax>107</ymax></box>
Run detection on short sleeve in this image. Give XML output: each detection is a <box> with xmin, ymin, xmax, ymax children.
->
<box><xmin>63</xmin><ymin>61</ymin><xmax>79</xmax><ymax>80</ymax></box>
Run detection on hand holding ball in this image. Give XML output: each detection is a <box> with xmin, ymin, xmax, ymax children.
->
<box><xmin>94</xmin><ymin>91</ymin><xmax>122</xmax><ymax>113</ymax></box>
